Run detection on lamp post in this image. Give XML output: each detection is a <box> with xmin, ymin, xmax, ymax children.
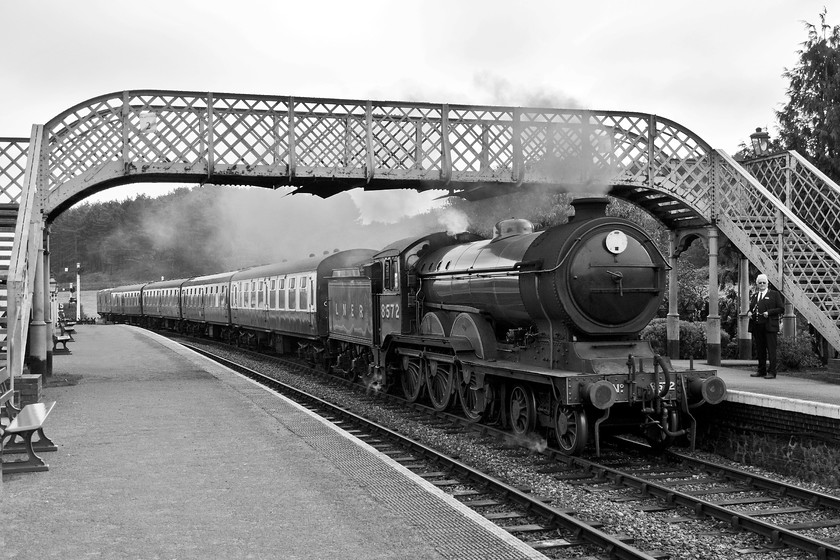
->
<box><xmin>75</xmin><ymin>263</ymin><xmax>81</xmax><ymax>322</ymax></box>
<box><xmin>750</xmin><ymin>127</ymin><xmax>771</xmax><ymax>156</ymax></box>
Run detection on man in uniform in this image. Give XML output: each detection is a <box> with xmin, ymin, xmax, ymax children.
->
<box><xmin>748</xmin><ymin>274</ymin><xmax>785</xmax><ymax>379</ymax></box>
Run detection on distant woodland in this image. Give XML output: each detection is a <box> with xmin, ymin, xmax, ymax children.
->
<box><xmin>49</xmin><ymin>184</ymin><xmax>667</xmax><ymax>290</ymax></box>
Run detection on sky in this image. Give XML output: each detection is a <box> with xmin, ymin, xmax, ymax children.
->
<box><xmin>0</xmin><ymin>0</ymin><xmax>831</xmax><ymax>220</ymax></box>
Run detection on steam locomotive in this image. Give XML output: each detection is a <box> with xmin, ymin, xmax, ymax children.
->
<box><xmin>98</xmin><ymin>196</ymin><xmax>726</xmax><ymax>455</ymax></box>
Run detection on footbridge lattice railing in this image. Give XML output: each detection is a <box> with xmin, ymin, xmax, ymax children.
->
<box><xmin>28</xmin><ymin>91</ymin><xmax>714</xmax><ymax>227</ymax></box>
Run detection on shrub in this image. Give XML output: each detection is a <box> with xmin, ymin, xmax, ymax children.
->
<box><xmin>641</xmin><ymin>318</ymin><xmax>667</xmax><ymax>355</ymax></box>
<box><xmin>640</xmin><ymin>319</ymin><xmax>711</xmax><ymax>359</ymax></box>
<box><xmin>680</xmin><ymin>321</ymin><xmax>707</xmax><ymax>359</ymax></box>
<box><xmin>778</xmin><ymin>334</ymin><xmax>822</xmax><ymax>370</ymax></box>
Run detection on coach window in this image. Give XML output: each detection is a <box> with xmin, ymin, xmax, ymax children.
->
<box><xmin>299</xmin><ymin>276</ymin><xmax>308</xmax><ymax>309</ymax></box>
<box><xmin>270</xmin><ymin>279</ymin><xmax>276</xmax><ymax>309</ymax></box>
<box><xmin>289</xmin><ymin>277</ymin><xmax>296</xmax><ymax>310</ymax></box>
<box><xmin>278</xmin><ymin>278</ymin><xmax>286</xmax><ymax>310</ymax></box>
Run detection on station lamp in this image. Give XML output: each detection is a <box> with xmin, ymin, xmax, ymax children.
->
<box><xmin>750</xmin><ymin>127</ymin><xmax>771</xmax><ymax>156</ymax></box>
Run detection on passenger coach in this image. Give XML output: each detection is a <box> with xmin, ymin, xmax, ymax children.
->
<box><xmin>228</xmin><ymin>249</ymin><xmax>376</xmax><ymax>352</ymax></box>
<box><xmin>141</xmin><ymin>278</ymin><xmax>184</xmax><ymax>329</ymax></box>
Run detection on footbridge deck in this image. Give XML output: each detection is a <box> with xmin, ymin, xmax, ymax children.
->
<box><xmin>0</xmin><ymin>90</ymin><xmax>838</xmax><ymax>383</ymax></box>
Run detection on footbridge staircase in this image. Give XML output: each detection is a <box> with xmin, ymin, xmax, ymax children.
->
<box><xmin>0</xmin><ymin>91</ymin><xmax>838</xmax><ymax>391</ymax></box>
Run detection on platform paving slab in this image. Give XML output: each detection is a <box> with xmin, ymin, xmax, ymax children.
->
<box><xmin>1</xmin><ymin>325</ymin><xmax>546</xmax><ymax>560</ymax></box>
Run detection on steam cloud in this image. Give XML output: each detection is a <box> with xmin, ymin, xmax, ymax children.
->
<box><xmin>437</xmin><ymin>207</ymin><xmax>470</xmax><ymax>234</ymax></box>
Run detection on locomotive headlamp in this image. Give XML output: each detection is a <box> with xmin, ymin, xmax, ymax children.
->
<box><xmin>605</xmin><ymin>230</ymin><xmax>628</xmax><ymax>254</ymax></box>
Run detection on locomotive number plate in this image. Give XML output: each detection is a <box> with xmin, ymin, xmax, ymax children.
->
<box><xmin>381</xmin><ymin>303</ymin><xmax>400</xmax><ymax>319</ymax></box>
<box><xmin>650</xmin><ymin>381</ymin><xmax>677</xmax><ymax>393</ymax></box>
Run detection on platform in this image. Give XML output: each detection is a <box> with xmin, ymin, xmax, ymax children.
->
<box><xmin>672</xmin><ymin>359</ymin><xmax>840</xmax><ymax>420</ymax></box>
<box><xmin>1</xmin><ymin>324</ymin><xmax>546</xmax><ymax>560</ymax></box>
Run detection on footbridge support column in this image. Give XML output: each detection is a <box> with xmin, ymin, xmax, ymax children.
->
<box><xmin>28</xmin><ymin>241</ymin><xmax>47</xmax><ymax>377</ymax></box>
<box><xmin>782</xmin><ymin>301</ymin><xmax>797</xmax><ymax>338</ymax></box>
<box><xmin>705</xmin><ymin>226</ymin><xmax>721</xmax><ymax>366</ymax></box>
<box><xmin>737</xmin><ymin>257</ymin><xmax>752</xmax><ymax>359</ymax></box>
<box><xmin>666</xmin><ymin>231</ymin><xmax>679</xmax><ymax>359</ymax></box>
<box><xmin>44</xmin><ymin>225</ymin><xmax>53</xmax><ymax>377</ymax></box>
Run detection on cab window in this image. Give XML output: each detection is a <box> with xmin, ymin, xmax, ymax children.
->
<box><xmin>383</xmin><ymin>257</ymin><xmax>399</xmax><ymax>291</ymax></box>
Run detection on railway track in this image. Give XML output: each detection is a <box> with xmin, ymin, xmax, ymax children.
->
<box><xmin>179</xmin><ymin>338</ymin><xmax>840</xmax><ymax>559</ymax></box>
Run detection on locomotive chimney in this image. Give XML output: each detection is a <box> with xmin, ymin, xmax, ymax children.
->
<box><xmin>569</xmin><ymin>196</ymin><xmax>610</xmax><ymax>221</ymax></box>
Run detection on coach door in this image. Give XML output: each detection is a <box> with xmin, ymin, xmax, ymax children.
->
<box><xmin>259</xmin><ymin>280</ymin><xmax>270</xmax><ymax>329</ymax></box>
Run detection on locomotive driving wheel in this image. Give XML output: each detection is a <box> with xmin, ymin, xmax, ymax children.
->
<box><xmin>401</xmin><ymin>358</ymin><xmax>425</xmax><ymax>403</ymax></box>
<box><xmin>554</xmin><ymin>404</ymin><xmax>590</xmax><ymax>455</ymax></box>
<box><xmin>427</xmin><ymin>360</ymin><xmax>456</xmax><ymax>411</ymax></box>
<box><xmin>458</xmin><ymin>370</ymin><xmax>491</xmax><ymax>423</ymax></box>
<box><xmin>508</xmin><ymin>384</ymin><xmax>537</xmax><ymax>436</ymax></box>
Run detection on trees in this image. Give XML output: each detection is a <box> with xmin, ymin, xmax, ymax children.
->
<box><xmin>776</xmin><ymin>8</ymin><xmax>840</xmax><ymax>181</ymax></box>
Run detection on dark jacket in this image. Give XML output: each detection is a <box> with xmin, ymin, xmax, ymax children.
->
<box><xmin>748</xmin><ymin>288</ymin><xmax>785</xmax><ymax>333</ymax></box>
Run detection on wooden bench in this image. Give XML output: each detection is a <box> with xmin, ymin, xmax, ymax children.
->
<box><xmin>1</xmin><ymin>401</ymin><xmax>57</xmax><ymax>474</ymax></box>
<box><xmin>53</xmin><ymin>331</ymin><xmax>72</xmax><ymax>352</ymax></box>
<box><xmin>60</xmin><ymin>321</ymin><xmax>76</xmax><ymax>341</ymax></box>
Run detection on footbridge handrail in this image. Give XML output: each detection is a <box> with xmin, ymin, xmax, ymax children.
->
<box><xmin>744</xmin><ymin>150</ymin><xmax>840</xmax><ymax>253</ymax></box>
<box><xmin>715</xmin><ymin>149</ymin><xmax>840</xmax><ymax>350</ymax></box>
<box><xmin>6</xmin><ymin>125</ymin><xmax>45</xmax><ymax>387</ymax></box>
<box><xmin>0</xmin><ymin>137</ymin><xmax>29</xmax><ymax>204</ymax></box>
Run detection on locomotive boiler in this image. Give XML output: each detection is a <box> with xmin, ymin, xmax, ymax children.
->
<box><xmin>415</xmin><ymin>196</ymin><xmax>664</xmax><ymax>345</ymax></box>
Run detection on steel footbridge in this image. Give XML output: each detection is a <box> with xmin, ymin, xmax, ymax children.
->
<box><xmin>0</xmin><ymin>90</ymin><xmax>837</xmax><ymax>386</ymax></box>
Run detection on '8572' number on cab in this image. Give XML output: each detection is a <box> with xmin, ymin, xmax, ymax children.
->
<box><xmin>381</xmin><ymin>303</ymin><xmax>400</xmax><ymax>319</ymax></box>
